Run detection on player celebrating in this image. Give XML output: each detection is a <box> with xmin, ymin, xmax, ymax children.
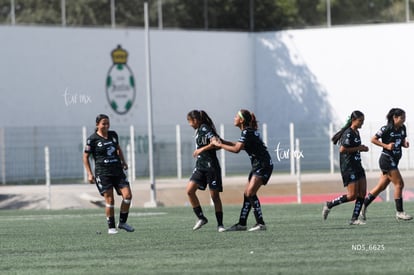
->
<box><xmin>360</xmin><ymin>108</ymin><xmax>412</xmax><ymax>221</ymax></box>
<box><xmin>186</xmin><ymin>110</ymin><xmax>225</xmax><ymax>232</ymax></box>
<box><xmin>322</xmin><ymin>110</ymin><xmax>369</xmax><ymax>225</ymax></box>
<box><xmin>83</xmin><ymin>114</ymin><xmax>134</xmax><ymax>234</ymax></box>
<box><xmin>212</xmin><ymin>109</ymin><xmax>273</xmax><ymax>232</ymax></box>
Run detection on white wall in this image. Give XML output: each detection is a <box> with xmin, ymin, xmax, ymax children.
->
<box><xmin>2</xmin><ymin>23</ymin><xmax>414</xmax><ymax>131</ymax></box>
<box><xmin>0</xmin><ymin>26</ymin><xmax>254</xmax><ymax>128</ymax></box>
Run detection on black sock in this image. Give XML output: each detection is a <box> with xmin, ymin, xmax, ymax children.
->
<box><xmin>119</xmin><ymin>212</ymin><xmax>129</xmax><ymax>224</ymax></box>
<box><xmin>193</xmin><ymin>206</ymin><xmax>206</xmax><ymax>220</ymax></box>
<box><xmin>395</xmin><ymin>198</ymin><xmax>403</xmax><ymax>212</ymax></box>
<box><xmin>351</xmin><ymin>197</ymin><xmax>364</xmax><ymax>220</ymax></box>
<box><xmin>327</xmin><ymin>194</ymin><xmax>348</xmax><ymax>208</ymax></box>
<box><xmin>363</xmin><ymin>193</ymin><xmax>376</xmax><ymax>208</ymax></box>
<box><xmin>250</xmin><ymin>195</ymin><xmax>265</xmax><ymax>225</ymax></box>
<box><xmin>107</xmin><ymin>216</ymin><xmax>116</xmax><ymax>229</ymax></box>
<box><xmin>215</xmin><ymin>211</ymin><xmax>223</xmax><ymax>227</ymax></box>
<box><xmin>238</xmin><ymin>195</ymin><xmax>251</xmax><ymax>226</ymax></box>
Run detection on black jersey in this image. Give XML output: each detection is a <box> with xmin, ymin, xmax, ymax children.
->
<box><xmin>375</xmin><ymin>124</ymin><xmax>406</xmax><ymax>161</ymax></box>
<box><xmin>194</xmin><ymin>124</ymin><xmax>220</xmax><ymax>170</ymax></box>
<box><xmin>339</xmin><ymin>127</ymin><xmax>364</xmax><ymax>174</ymax></box>
<box><xmin>238</xmin><ymin>128</ymin><xmax>272</xmax><ymax>170</ymax></box>
<box><xmin>84</xmin><ymin>130</ymin><xmax>123</xmax><ymax>176</ymax></box>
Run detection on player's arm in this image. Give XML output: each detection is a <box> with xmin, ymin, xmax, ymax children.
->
<box><xmin>117</xmin><ymin>145</ymin><xmax>128</xmax><ymax>170</ymax></box>
<box><xmin>371</xmin><ymin>135</ymin><xmax>393</xmax><ymax>151</ymax></box>
<box><xmin>339</xmin><ymin>145</ymin><xmax>368</xmax><ymax>153</ymax></box>
<box><xmin>193</xmin><ymin>142</ymin><xmax>217</xmax><ymax>157</ymax></box>
<box><xmin>216</xmin><ymin>140</ymin><xmax>244</xmax><ymax>153</ymax></box>
<box><xmin>82</xmin><ymin>152</ymin><xmax>95</xmax><ymax>184</ymax></box>
<box><xmin>403</xmin><ymin>138</ymin><xmax>410</xmax><ymax>148</ymax></box>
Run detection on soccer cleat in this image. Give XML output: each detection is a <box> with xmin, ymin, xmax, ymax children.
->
<box><xmin>322</xmin><ymin>202</ymin><xmax>330</xmax><ymax>220</ymax></box>
<box><xmin>108</xmin><ymin>228</ymin><xmax>118</xmax><ymax>234</ymax></box>
<box><xmin>349</xmin><ymin>219</ymin><xmax>366</xmax><ymax>225</ymax></box>
<box><xmin>217</xmin><ymin>225</ymin><xmax>226</xmax><ymax>232</ymax></box>
<box><xmin>396</xmin><ymin>211</ymin><xmax>413</xmax><ymax>221</ymax></box>
<box><xmin>226</xmin><ymin>223</ymin><xmax>247</xmax><ymax>231</ymax></box>
<box><xmin>118</xmin><ymin>222</ymin><xmax>135</xmax><ymax>232</ymax></box>
<box><xmin>248</xmin><ymin>224</ymin><xmax>266</xmax><ymax>232</ymax></box>
<box><xmin>359</xmin><ymin>205</ymin><xmax>367</xmax><ymax>221</ymax></box>
<box><xmin>193</xmin><ymin>218</ymin><xmax>208</xmax><ymax>230</ymax></box>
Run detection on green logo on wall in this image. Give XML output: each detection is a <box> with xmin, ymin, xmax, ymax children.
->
<box><xmin>106</xmin><ymin>45</ymin><xmax>136</xmax><ymax>115</ymax></box>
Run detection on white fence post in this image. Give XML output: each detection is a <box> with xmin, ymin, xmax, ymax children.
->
<box><xmin>126</xmin><ymin>144</ymin><xmax>133</xmax><ymax>185</ymax></box>
<box><xmin>45</xmin><ymin>146</ymin><xmax>51</xmax><ymax>210</ymax></box>
<box><xmin>220</xmin><ymin>124</ymin><xmax>226</xmax><ymax>178</ymax></box>
<box><xmin>82</xmin><ymin>126</ymin><xmax>87</xmax><ymax>183</ymax></box>
<box><xmin>262</xmin><ymin>123</ymin><xmax>268</xmax><ymax>146</ymax></box>
<box><xmin>296</xmin><ymin>138</ymin><xmax>301</xmax><ymax>204</ymax></box>
<box><xmin>130</xmin><ymin>125</ymin><xmax>136</xmax><ymax>182</ymax></box>
<box><xmin>176</xmin><ymin>124</ymin><xmax>182</xmax><ymax>180</ymax></box>
<box><xmin>290</xmin><ymin>123</ymin><xmax>295</xmax><ymax>175</ymax></box>
<box><xmin>0</xmin><ymin>128</ymin><xmax>5</xmax><ymax>184</ymax></box>
<box><xmin>329</xmin><ymin>123</ymin><xmax>334</xmax><ymax>174</ymax></box>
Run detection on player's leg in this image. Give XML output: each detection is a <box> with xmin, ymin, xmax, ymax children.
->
<box><xmin>246</xmin><ymin>175</ymin><xmax>266</xmax><ymax>231</ymax></box>
<box><xmin>349</xmin><ymin>177</ymin><xmax>366</xmax><ymax>224</ymax></box>
<box><xmin>117</xmin><ymin>178</ymin><xmax>134</xmax><ymax>232</ymax></box>
<box><xmin>390</xmin><ymin>169</ymin><xmax>412</xmax><ymax>220</ymax></box>
<box><xmin>103</xmin><ymin>188</ymin><xmax>118</xmax><ymax>234</ymax></box>
<box><xmin>186</xmin><ymin>180</ymin><xmax>208</xmax><ymax>230</ymax></box>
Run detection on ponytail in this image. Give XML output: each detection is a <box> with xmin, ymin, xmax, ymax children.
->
<box><xmin>239</xmin><ymin>109</ymin><xmax>258</xmax><ymax>130</ymax></box>
<box><xmin>331</xmin><ymin>110</ymin><xmax>364</xmax><ymax>145</ymax></box>
<box><xmin>187</xmin><ymin>110</ymin><xmax>219</xmax><ymax>137</ymax></box>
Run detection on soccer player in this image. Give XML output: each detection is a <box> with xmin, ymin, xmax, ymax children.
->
<box><xmin>83</xmin><ymin>114</ymin><xmax>134</xmax><ymax>234</ymax></box>
<box><xmin>212</xmin><ymin>109</ymin><xmax>273</xmax><ymax>232</ymax></box>
<box><xmin>186</xmin><ymin>110</ymin><xmax>225</xmax><ymax>232</ymax></box>
<box><xmin>360</xmin><ymin>108</ymin><xmax>412</xmax><ymax>221</ymax></box>
<box><xmin>322</xmin><ymin>110</ymin><xmax>369</xmax><ymax>225</ymax></box>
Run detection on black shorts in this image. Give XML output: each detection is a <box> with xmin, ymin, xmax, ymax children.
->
<box><xmin>341</xmin><ymin>170</ymin><xmax>366</xmax><ymax>187</ymax></box>
<box><xmin>189</xmin><ymin>167</ymin><xmax>223</xmax><ymax>192</ymax></box>
<box><xmin>379</xmin><ymin>153</ymin><xmax>399</xmax><ymax>174</ymax></box>
<box><xmin>95</xmin><ymin>174</ymin><xmax>130</xmax><ymax>196</ymax></box>
<box><xmin>248</xmin><ymin>164</ymin><xmax>273</xmax><ymax>185</ymax></box>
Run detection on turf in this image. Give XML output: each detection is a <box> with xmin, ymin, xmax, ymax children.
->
<box><xmin>1</xmin><ymin>202</ymin><xmax>414</xmax><ymax>274</ymax></box>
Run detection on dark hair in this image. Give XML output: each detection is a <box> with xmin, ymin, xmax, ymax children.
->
<box><xmin>96</xmin><ymin>114</ymin><xmax>109</xmax><ymax>124</ymax></box>
<box><xmin>95</xmin><ymin>114</ymin><xmax>109</xmax><ymax>132</ymax></box>
<box><xmin>331</xmin><ymin>110</ymin><xmax>364</xmax><ymax>145</ymax></box>
<box><xmin>239</xmin><ymin>109</ymin><xmax>258</xmax><ymax>130</ymax></box>
<box><xmin>187</xmin><ymin>110</ymin><xmax>219</xmax><ymax>137</ymax></box>
<box><xmin>386</xmin><ymin>108</ymin><xmax>405</xmax><ymax>127</ymax></box>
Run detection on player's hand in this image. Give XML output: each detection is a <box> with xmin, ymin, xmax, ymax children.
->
<box><xmin>404</xmin><ymin>140</ymin><xmax>410</xmax><ymax>148</ymax></box>
<box><xmin>360</xmin><ymin>145</ymin><xmax>369</xmax><ymax>152</ymax></box>
<box><xmin>123</xmin><ymin>163</ymin><xmax>128</xmax><ymax>170</ymax></box>
<box><xmin>87</xmin><ymin>174</ymin><xmax>95</xmax><ymax>184</ymax></box>
<box><xmin>386</xmin><ymin>143</ymin><xmax>395</xmax><ymax>150</ymax></box>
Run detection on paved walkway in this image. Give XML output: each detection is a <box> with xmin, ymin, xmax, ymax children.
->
<box><xmin>1</xmin><ymin>171</ymin><xmax>414</xmax><ymax>210</ymax></box>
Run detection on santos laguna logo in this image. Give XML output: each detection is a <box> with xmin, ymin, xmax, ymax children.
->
<box><xmin>106</xmin><ymin>45</ymin><xmax>136</xmax><ymax>115</ymax></box>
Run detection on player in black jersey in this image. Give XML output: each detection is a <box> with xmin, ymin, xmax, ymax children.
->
<box><xmin>361</xmin><ymin>108</ymin><xmax>412</xmax><ymax>221</ymax></box>
<box><xmin>322</xmin><ymin>111</ymin><xmax>369</xmax><ymax>225</ymax></box>
<box><xmin>83</xmin><ymin>114</ymin><xmax>134</xmax><ymax>234</ymax></box>
<box><xmin>213</xmin><ymin>109</ymin><xmax>273</xmax><ymax>232</ymax></box>
<box><xmin>186</xmin><ymin>110</ymin><xmax>225</xmax><ymax>232</ymax></box>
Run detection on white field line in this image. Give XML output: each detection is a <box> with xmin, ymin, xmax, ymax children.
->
<box><xmin>4</xmin><ymin>212</ymin><xmax>167</xmax><ymax>221</ymax></box>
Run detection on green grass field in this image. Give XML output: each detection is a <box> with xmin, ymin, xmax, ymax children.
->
<box><xmin>1</xmin><ymin>202</ymin><xmax>414</xmax><ymax>274</ymax></box>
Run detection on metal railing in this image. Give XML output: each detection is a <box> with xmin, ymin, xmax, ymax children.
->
<box><xmin>2</xmin><ymin>122</ymin><xmax>414</xmax><ymax>184</ymax></box>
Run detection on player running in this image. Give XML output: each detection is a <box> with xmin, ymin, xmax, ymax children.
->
<box><xmin>360</xmin><ymin>108</ymin><xmax>412</xmax><ymax>221</ymax></box>
<box><xmin>322</xmin><ymin>110</ymin><xmax>369</xmax><ymax>225</ymax></box>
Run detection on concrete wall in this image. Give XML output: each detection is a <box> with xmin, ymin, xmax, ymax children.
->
<box><xmin>1</xmin><ymin>26</ymin><xmax>254</xmax><ymax>129</ymax></box>
<box><xmin>2</xmin><ymin>23</ymin><xmax>414</xmax><ymax>180</ymax></box>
